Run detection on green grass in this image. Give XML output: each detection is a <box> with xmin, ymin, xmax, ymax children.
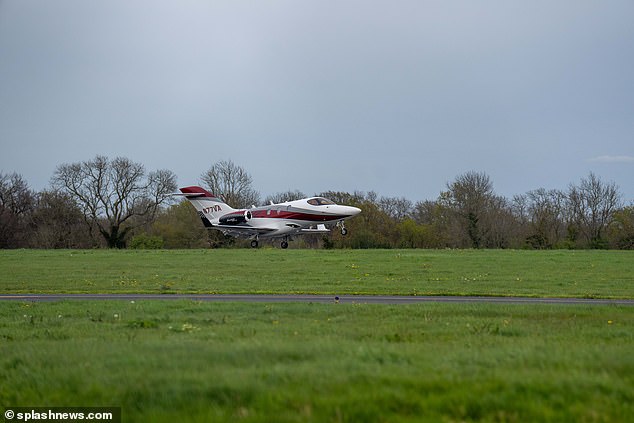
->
<box><xmin>1</xmin><ymin>249</ymin><xmax>633</xmax><ymax>298</ymax></box>
<box><xmin>1</xmin><ymin>249</ymin><xmax>633</xmax><ymax>421</ymax></box>
<box><xmin>1</xmin><ymin>300</ymin><xmax>633</xmax><ymax>422</ymax></box>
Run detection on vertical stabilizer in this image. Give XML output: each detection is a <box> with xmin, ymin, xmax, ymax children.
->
<box><xmin>178</xmin><ymin>186</ymin><xmax>234</xmax><ymax>226</ymax></box>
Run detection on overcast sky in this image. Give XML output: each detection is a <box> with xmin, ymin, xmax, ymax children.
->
<box><xmin>1</xmin><ymin>1</ymin><xmax>633</xmax><ymax>203</ymax></box>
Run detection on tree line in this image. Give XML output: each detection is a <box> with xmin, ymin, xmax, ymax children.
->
<box><xmin>1</xmin><ymin>156</ymin><xmax>632</xmax><ymax>249</ymax></box>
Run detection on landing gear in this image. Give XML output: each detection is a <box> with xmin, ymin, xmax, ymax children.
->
<box><xmin>281</xmin><ymin>240</ymin><xmax>289</xmax><ymax>249</ymax></box>
<box><xmin>250</xmin><ymin>239</ymin><xmax>259</xmax><ymax>248</ymax></box>
<box><xmin>337</xmin><ymin>221</ymin><xmax>349</xmax><ymax>236</ymax></box>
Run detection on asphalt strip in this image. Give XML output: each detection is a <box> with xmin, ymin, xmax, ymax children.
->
<box><xmin>0</xmin><ymin>294</ymin><xmax>632</xmax><ymax>306</ymax></box>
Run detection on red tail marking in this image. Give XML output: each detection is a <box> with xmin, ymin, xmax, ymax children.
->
<box><xmin>179</xmin><ymin>186</ymin><xmax>215</xmax><ymax>198</ymax></box>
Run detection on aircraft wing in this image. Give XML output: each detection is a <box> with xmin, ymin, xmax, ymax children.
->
<box><xmin>300</xmin><ymin>224</ymin><xmax>330</xmax><ymax>234</ymax></box>
<box><xmin>285</xmin><ymin>223</ymin><xmax>330</xmax><ymax>233</ymax></box>
<box><xmin>213</xmin><ymin>225</ymin><xmax>277</xmax><ymax>237</ymax></box>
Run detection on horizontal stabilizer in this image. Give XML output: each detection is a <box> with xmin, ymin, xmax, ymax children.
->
<box><xmin>171</xmin><ymin>192</ymin><xmax>207</xmax><ymax>198</ymax></box>
<box><xmin>176</xmin><ymin>186</ymin><xmax>216</xmax><ymax>199</ymax></box>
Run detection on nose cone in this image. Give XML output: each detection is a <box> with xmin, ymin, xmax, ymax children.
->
<box><xmin>347</xmin><ymin>206</ymin><xmax>362</xmax><ymax>216</ymax></box>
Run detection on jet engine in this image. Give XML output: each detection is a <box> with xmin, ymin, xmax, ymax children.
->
<box><xmin>219</xmin><ymin>210</ymin><xmax>252</xmax><ymax>225</ymax></box>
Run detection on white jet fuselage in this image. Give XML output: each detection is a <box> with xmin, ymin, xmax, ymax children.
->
<box><xmin>178</xmin><ymin>186</ymin><xmax>361</xmax><ymax>247</ymax></box>
<box><xmin>215</xmin><ymin>198</ymin><xmax>361</xmax><ymax>237</ymax></box>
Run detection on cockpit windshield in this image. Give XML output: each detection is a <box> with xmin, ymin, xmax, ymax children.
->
<box><xmin>307</xmin><ymin>197</ymin><xmax>335</xmax><ymax>206</ymax></box>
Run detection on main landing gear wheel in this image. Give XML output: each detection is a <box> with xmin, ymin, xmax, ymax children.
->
<box><xmin>281</xmin><ymin>240</ymin><xmax>289</xmax><ymax>249</ymax></box>
<box><xmin>340</xmin><ymin>227</ymin><xmax>348</xmax><ymax>236</ymax></box>
<box><xmin>250</xmin><ymin>240</ymin><xmax>259</xmax><ymax>248</ymax></box>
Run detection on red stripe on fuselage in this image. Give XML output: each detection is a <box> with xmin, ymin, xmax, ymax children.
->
<box><xmin>225</xmin><ymin>209</ymin><xmax>348</xmax><ymax>222</ymax></box>
<box><xmin>267</xmin><ymin>211</ymin><xmax>348</xmax><ymax>222</ymax></box>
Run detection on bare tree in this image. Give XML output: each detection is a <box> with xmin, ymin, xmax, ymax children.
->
<box><xmin>318</xmin><ymin>190</ymin><xmax>366</xmax><ymax>206</ymax></box>
<box><xmin>201</xmin><ymin>160</ymin><xmax>259</xmax><ymax>208</ymax></box>
<box><xmin>0</xmin><ymin>172</ymin><xmax>34</xmax><ymax>248</ymax></box>
<box><xmin>31</xmin><ymin>190</ymin><xmax>91</xmax><ymax>248</ymax></box>
<box><xmin>567</xmin><ymin>172</ymin><xmax>621</xmax><ymax>247</ymax></box>
<box><xmin>490</xmin><ymin>195</ymin><xmax>527</xmax><ymax>248</ymax></box>
<box><xmin>264</xmin><ymin>190</ymin><xmax>306</xmax><ymax>204</ymax></box>
<box><xmin>378</xmin><ymin>196</ymin><xmax>413</xmax><ymax>221</ymax></box>
<box><xmin>445</xmin><ymin>171</ymin><xmax>495</xmax><ymax>248</ymax></box>
<box><xmin>51</xmin><ymin>155</ymin><xmax>177</xmax><ymax>248</ymax></box>
<box><xmin>516</xmin><ymin>188</ymin><xmax>567</xmax><ymax>248</ymax></box>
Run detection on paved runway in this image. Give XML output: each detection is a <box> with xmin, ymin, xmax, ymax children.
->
<box><xmin>0</xmin><ymin>294</ymin><xmax>632</xmax><ymax>306</ymax></box>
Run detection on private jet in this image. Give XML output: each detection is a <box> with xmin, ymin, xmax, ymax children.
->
<box><xmin>176</xmin><ymin>186</ymin><xmax>361</xmax><ymax>248</ymax></box>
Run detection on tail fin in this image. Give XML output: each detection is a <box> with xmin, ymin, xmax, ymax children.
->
<box><xmin>177</xmin><ymin>186</ymin><xmax>234</xmax><ymax>226</ymax></box>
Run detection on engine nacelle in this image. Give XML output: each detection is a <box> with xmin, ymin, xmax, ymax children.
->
<box><xmin>219</xmin><ymin>210</ymin><xmax>252</xmax><ymax>225</ymax></box>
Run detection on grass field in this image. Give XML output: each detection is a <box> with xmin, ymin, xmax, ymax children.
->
<box><xmin>1</xmin><ymin>249</ymin><xmax>633</xmax><ymax>422</ymax></box>
<box><xmin>1</xmin><ymin>249</ymin><xmax>633</xmax><ymax>298</ymax></box>
<box><xmin>1</xmin><ymin>300</ymin><xmax>633</xmax><ymax>422</ymax></box>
